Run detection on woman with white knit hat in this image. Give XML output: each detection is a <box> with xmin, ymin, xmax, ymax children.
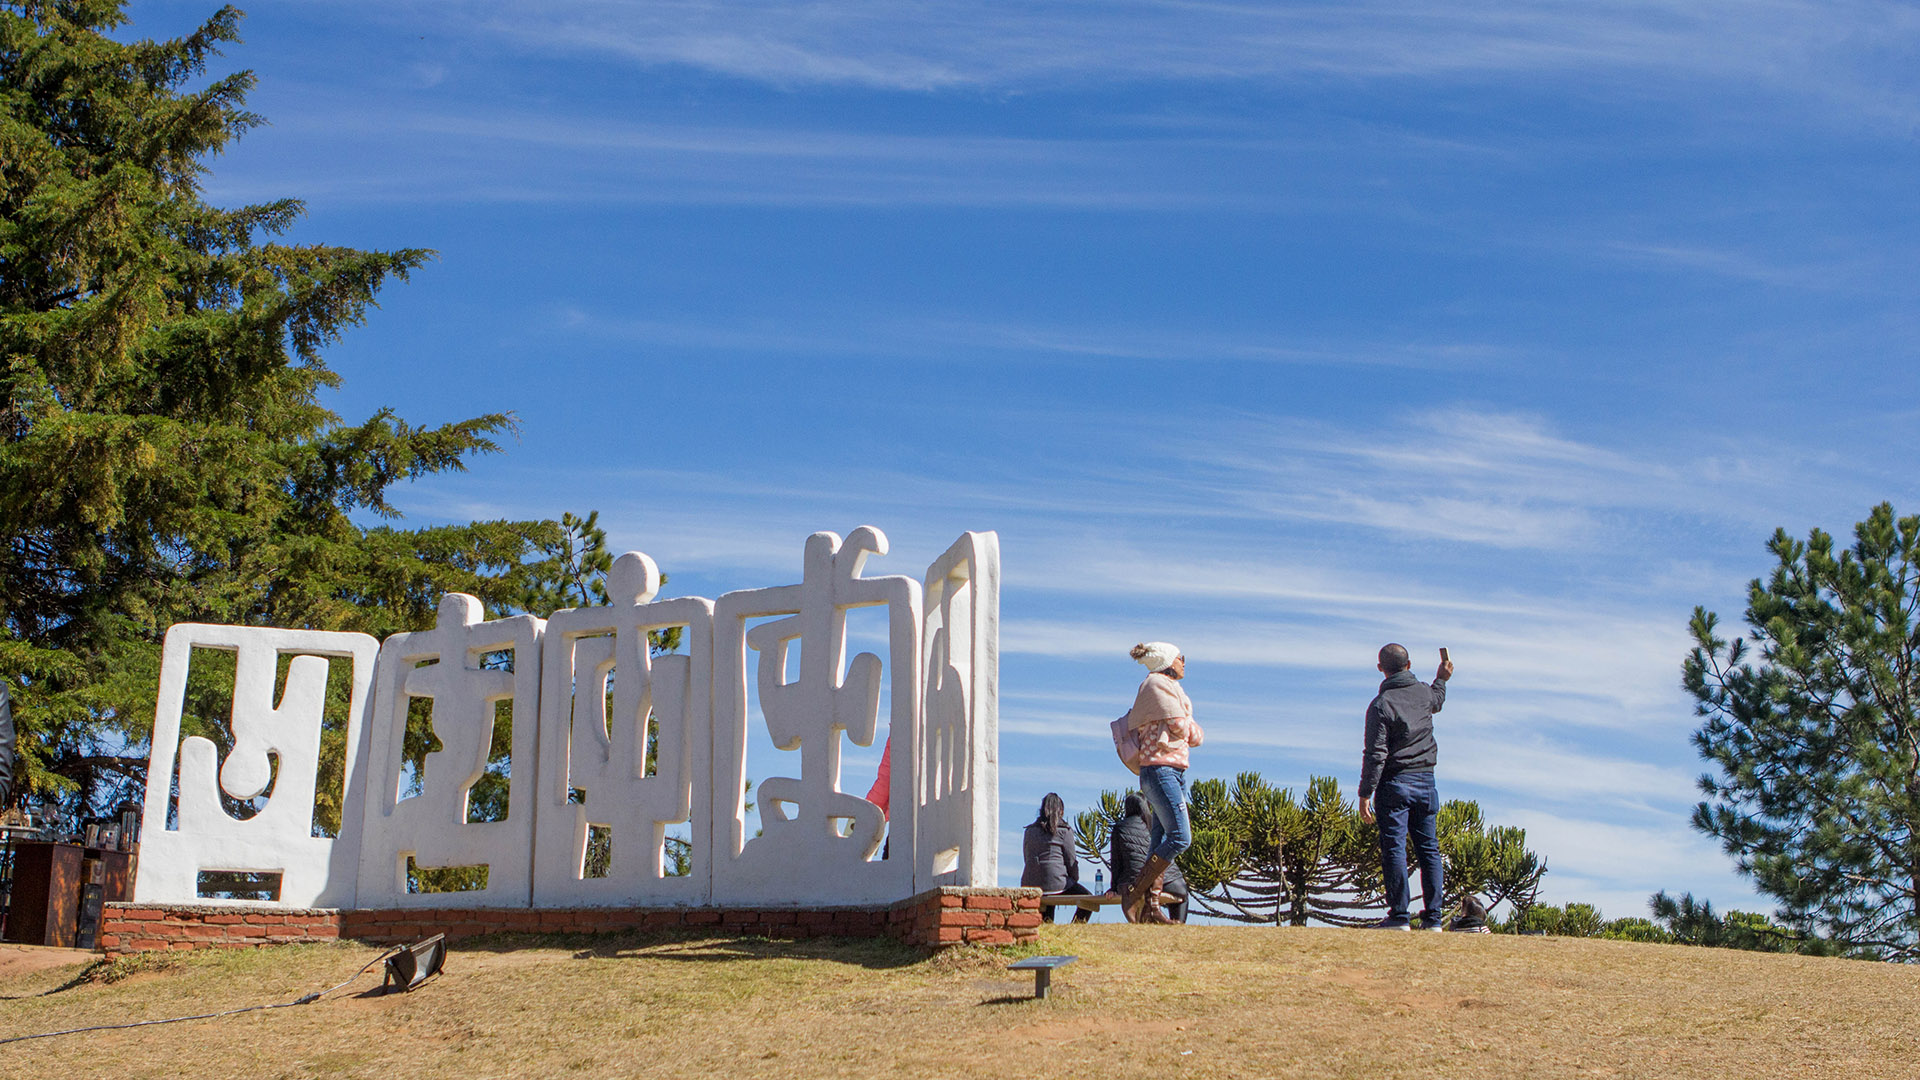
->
<box><xmin>1119</xmin><ymin>641</ymin><xmax>1204</xmax><ymax>923</ymax></box>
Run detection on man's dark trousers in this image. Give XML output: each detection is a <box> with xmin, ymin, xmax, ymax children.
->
<box><xmin>1377</xmin><ymin>769</ymin><xmax>1443</xmax><ymax>926</ymax></box>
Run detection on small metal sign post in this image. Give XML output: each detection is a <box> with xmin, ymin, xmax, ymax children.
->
<box><xmin>1007</xmin><ymin>955</ymin><xmax>1077</xmax><ymax>999</ymax></box>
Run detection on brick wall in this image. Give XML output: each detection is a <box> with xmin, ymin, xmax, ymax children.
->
<box><xmin>97</xmin><ymin>904</ymin><xmax>342</xmax><ymax>954</ymax></box>
<box><xmin>888</xmin><ymin>886</ymin><xmax>1045</xmax><ymax>947</ymax></box>
<box><xmin>98</xmin><ymin>887</ymin><xmax>1042</xmax><ymax>958</ymax></box>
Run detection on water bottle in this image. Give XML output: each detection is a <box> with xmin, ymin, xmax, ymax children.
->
<box><xmin>1094</xmin><ymin>868</ymin><xmax>1105</xmax><ymax>894</ymax></box>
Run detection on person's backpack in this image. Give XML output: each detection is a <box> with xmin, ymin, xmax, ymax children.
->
<box><xmin>1110</xmin><ymin>712</ymin><xmax>1144</xmax><ymax>775</ymax></box>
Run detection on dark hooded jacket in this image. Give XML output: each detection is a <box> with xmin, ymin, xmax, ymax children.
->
<box><xmin>1109</xmin><ymin>794</ymin><xmax>1188</xmax><ymax>898</ymax></box>
<box><xmin>1021</xmin><ymin>822</ymin><xmax>1080</xmax><ymax>893</ymax></box>
<box><xmin>1358</xmin><ymin>669</ymin><xmax>1447</xmax><ymax>800</ymax></box>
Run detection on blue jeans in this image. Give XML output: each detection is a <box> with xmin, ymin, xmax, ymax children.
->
<box><xmin>1138</xmin><ymin>765</ymin><xmax>1192</xmax><ymax>862</ymax></box>
<box><xmin>1376</xmin><ymin>770</ymin><xmax>1443</xmax><ymax>925</ymax></box>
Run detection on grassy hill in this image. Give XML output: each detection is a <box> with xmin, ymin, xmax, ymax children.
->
<box><xmin>3</xmin><ymin>925</ymin><xmax>1915</xmax><ymax>1079</ymax></box>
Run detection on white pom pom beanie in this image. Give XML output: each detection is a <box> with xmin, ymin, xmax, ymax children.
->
<box><xmin>1134</xmin><ymin>641</ymin><xmax>1180</xmax><ymax>672</ymax></box>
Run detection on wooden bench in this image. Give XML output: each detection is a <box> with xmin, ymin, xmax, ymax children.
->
<box><xmin>1007</xmin><ymin>954</ymin><xmax>1076</xmax><ymax>998</ymax></box>
<box><xmin>1040</xmin><ymin>890</ymin><xmax>1180</xmax><ymax>913</ymax></box>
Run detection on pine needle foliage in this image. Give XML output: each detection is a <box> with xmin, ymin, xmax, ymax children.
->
<box><xmin>0</xmin><ymin>2</ymin><xmax>570</xmax><ymax>815</ymax></box>
<box><xmin>1644</xmin><ymin>890</ymin><xmax>1845</xmax><ymax>955</ymax></box>
<box><xmin>1684</xmin><ymin>502</ymin><xmax>1920</xmax><ymax>960</ymax></box>
<box><xmin>1490</xmin><ymin>891</ymin><xmax>1851</xmax><ymax>956</ymax></box>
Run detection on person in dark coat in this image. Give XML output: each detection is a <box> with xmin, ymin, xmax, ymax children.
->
<box><xmin>1357</xmin><ymin>642</ymin><xmax>1453</xmax><ymax>930</ymax></box>
<box><xmin>0</xmin><ymin>681</ymin><xmax>16</xmax><ymax>809</ymax></box>
<box><xmin>1022</xmin><ymin>792</ymin><xmax>1092</xmax><ymax>923</ymax></box>
<box><xmin>1109</xmin><ymin>792</ymin><xmax>1190</xmax><ymax>923</ymax></box>
<box><xmin>1448</xmin><ymin>893</ymin><xmax>1492</xmax><ymax>933</ymax></box>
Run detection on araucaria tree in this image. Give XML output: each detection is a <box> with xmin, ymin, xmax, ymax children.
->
<box><xmin>1181</xmin><ymin>773</ymin><xmax>1381</xmax><ymax>925</ymax></box>
<box><xmin>0</xmin><ymin>3</ymin><xmax>577</xmax><ymax>817</ymax></box>
<box><xmin>1077</xmin><ymin>771</ymin><xmax>1545</xmax><ymax>926</ymax></box>
<box><xmin>1686</xmin><ymin>503</ymin><xmax>1920</xmax><ymax>960</ymax></box>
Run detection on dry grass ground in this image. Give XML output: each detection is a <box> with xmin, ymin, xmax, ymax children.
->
<box><xmin>3</xmin><ymin>924</ymin><xmax>1916</xmax><ymax>1079</ymax></box>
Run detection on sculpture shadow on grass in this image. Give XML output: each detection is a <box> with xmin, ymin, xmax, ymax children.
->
<box><xmin>436</xmin><ymin>929</ymin><xmax>926</xmax><ymax>970</ymax></box>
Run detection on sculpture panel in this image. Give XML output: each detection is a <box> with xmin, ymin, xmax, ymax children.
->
<box><xmin>533</xmin><ymin>552</ymin><xmax>715</xmax><ymax>906</ymax></box>
<box><xmin>355</xmin><ymin>595</ymin><xmax>544</xmax><ymax>908</ymax></box>
<box><xmin>916</xmin><ymin>531</ymin><xmax>1000</xmax><ymax>888</ymax></box>
<box><xmin>135</xmin><ymin>624</ymin><xmax>378</xmax><ymax>908</ymax></box>
<box><xmin>711</xmin><ymin>528</ymin><xmax>922</xmax><ymax>906</ymax></box>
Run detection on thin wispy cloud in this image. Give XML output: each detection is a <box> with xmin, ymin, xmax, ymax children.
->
<box><xmin>410</xmin><ymin>402</ymin><xmax>1858</xmax><ymax>603</ymax></box>
<box><xmin>1506</xmin><ymin>809</ymin><xmax>1754</xmax><ymax>916</ymax></box>
<box><xmin>1446</xmin><ymin>739</ymin><xmax>1696</xmax><ymax>811</ymax></box>
<box><xmin>1171</xmin><ymin>408</ymin><xmax>1868</xmax><ymax>552</ymax></box>
<box><xmin>227</xmin><ymin>91</ymin><xmax>1595</xmax><ymax>214</ymax></box>
<box><xmin>545</xmin><ymin>306</ymin><xmax>1518</xmax><ymax>370</ymax></box>
<box><xmin>216</xmin><ymin>108</ymin><xmax>1254</xmax><ymax>210</ymax></box>
<box><xmin>319</xmin><ymin>1</ymin><xmax>1920</xmax><ymax>128</ymax></box>
<box><xmin>1604</xmin><ymin>242</ymin><xmax>1850</xmax><ymax>290</ymax></box>
<box><xmin>998</xmin><ymin>608</ymin><xmax>1689</xmax><ymax>723</ymax></box>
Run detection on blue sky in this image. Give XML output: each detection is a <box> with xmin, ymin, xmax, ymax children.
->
<box><xmin>137</xmin><ymin>1</ymin><xmax>1920</xmax><ymax>919</ymax></box>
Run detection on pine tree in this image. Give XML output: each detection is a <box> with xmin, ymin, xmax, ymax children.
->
<box><xmin>1645</xmin><ymin>890</ymin><xmax>1841</xmax><ymax>954</ymax></box>
<box><xmin>1684</xmin><ymin>502</ymin><xmax>1920</xmax><ymax>960</ymax></box>
<box><xmin>0</xmin><ymin>3</ymin><xmax>567</xmax><ymax>815</ymax></box>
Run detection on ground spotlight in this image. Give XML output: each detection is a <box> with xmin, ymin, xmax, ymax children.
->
<box><xmin>382</xmin><ymin>934</ymin><xmax>446</xmax><ymax>993</ymax></box>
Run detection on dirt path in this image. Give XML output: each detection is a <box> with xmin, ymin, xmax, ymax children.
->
<box><xmin>0</xmin><ymin>943</ymin><xmax>95</xmax><ymax>981</ymax></box>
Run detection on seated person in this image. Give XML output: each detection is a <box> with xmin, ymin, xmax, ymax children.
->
<box><xmin>1022</xmin><ymin>793</ymin><xmax>1092</xmax><ymax>924</ymax></box>
<box><xmin>1448</xmin><ymin>893</ymin><xmax>1493</xmax><ymax>933</ymax></box>
<box><xmin>1109</xmin><ymin>792</ymin><xmax>1190</xmax><ymax>923</ymax></box>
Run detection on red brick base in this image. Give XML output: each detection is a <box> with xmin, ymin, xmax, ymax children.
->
<box><xmin>98</xmin><ymin>887</ymin><xmax>1041</xmax><ymax>957</ymax></box>
<box><xmin>97</xmin><ymin>905</ymin><xmax>343</xmax><ymax>954</ymax></box>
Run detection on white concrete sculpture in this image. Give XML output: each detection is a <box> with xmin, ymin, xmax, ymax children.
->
<box><xmin>355</xmin><ymin>595</ymin><xmax>544</xmax><ymax>908</ymax></box>
<box><xmin>711</xmin><ymin>527</ymin><xmax>923</xmax><ymax>906</ymax></box>
<box><xmin>135</xmin><ymin>624</ymin><xmax>378</xmax><ymax>908</ymax></box>
<box><xmin>915</xmin><ymin>532</ymin><xmax>1000</xmax><ymax>888</ymax></box>
<box><xmin>136</xmin><ymin>526</ymin><xmax>1000</xmax><ymax>912</ymax></box>
<box><xmin>532</xmin><ymin>553</ymin><xmax>715</xmax><ymax>906</ymax></box>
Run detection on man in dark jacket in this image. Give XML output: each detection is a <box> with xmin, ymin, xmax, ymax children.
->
<box><xmin>0</xmin><ymin>681</ymin><xmax>16</xmax><ymax>808</ymax></box>
<box><xmin>1357</xmin><ymin>643</ymin><xmax>1452</xmax><ymax>930</ymax></box>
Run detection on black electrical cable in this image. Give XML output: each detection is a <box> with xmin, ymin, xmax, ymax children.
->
<box><xmin>0</xmin><ymin>946</ymin><xmax>401</xmax><ymax>1045</ymax></box>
